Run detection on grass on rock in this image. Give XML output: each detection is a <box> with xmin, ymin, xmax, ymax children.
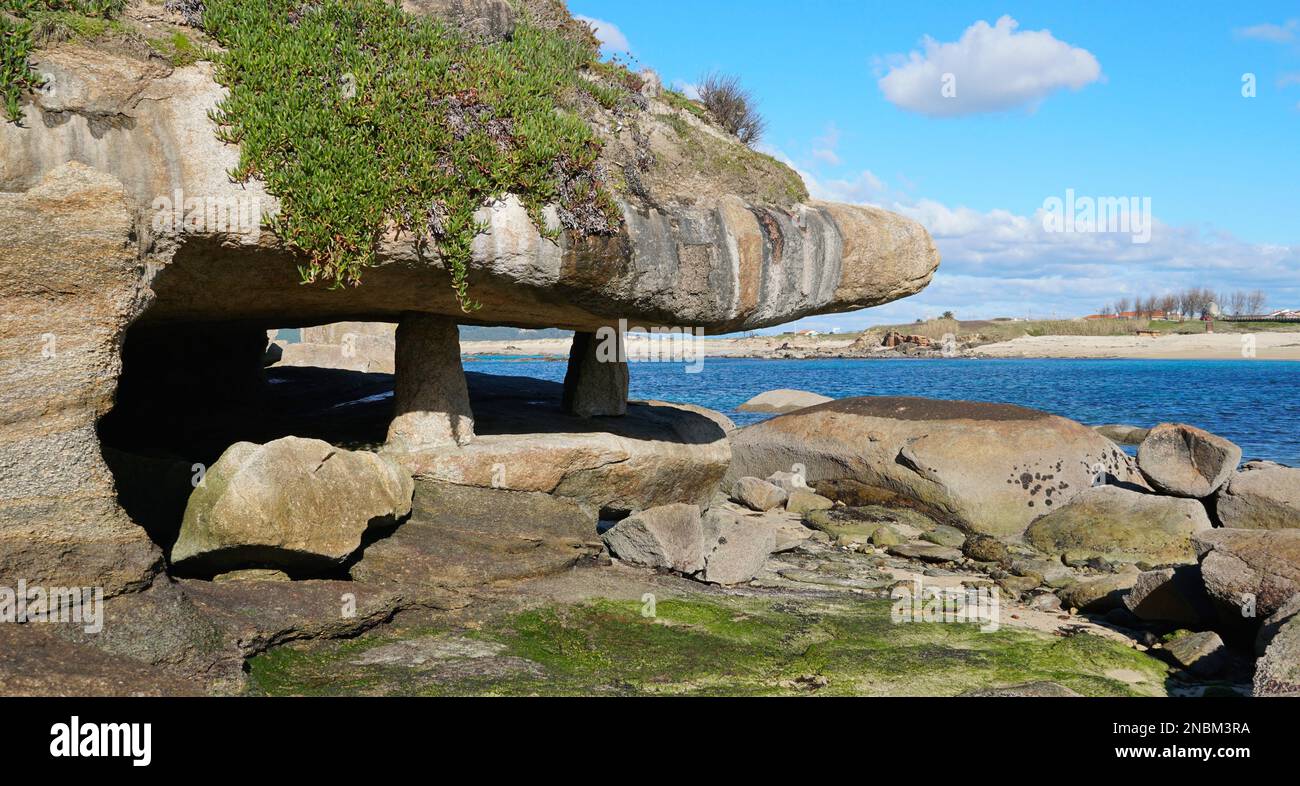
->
<box><xmin>1</xmin><ymin>1</ymin><xmax>127</xmax><ymax>120</ymax></box>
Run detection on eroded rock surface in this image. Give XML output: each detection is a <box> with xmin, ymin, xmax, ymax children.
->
<box><xmin>728</xmin><ymin>397</ymin><xmax>1145</xmax><ymax>537</ymax></box>
<box><xmin>1137</xmin><ymin>423</ymin><xmax>1241</xmax><ymax>498</ymax></box>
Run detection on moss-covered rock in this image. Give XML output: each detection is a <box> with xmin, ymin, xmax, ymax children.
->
<box><xmin>245</xmin><ymin>594</ymin><xmax>1171</xmax><ymax>696</ymax></box>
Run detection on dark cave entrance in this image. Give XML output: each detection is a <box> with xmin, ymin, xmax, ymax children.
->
<box><xmin>97</xmin><ymin>320</ymin><xmax>399</xmax><ymax>556</ymax></box>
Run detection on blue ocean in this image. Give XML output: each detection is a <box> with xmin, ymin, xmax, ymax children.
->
<box><xmin>468</xmin><ymin>357</ymin><xmax>1300</xmax><ymax>467</ymax></box>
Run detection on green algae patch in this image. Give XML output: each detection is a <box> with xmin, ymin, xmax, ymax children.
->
<box><xmin>246</xmin><ymin>595</ymin><xmax>1171</xmax><ymax>697</ymax></box>
<box><xmin>202</xmin><ymin>0</ymin><xmax>621</xmax><ymax>308</ymax></box>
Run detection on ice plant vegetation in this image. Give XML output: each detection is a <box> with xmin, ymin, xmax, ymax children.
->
<box><xmin>202</xmin><ymin>0</ymin><xmax>622</xmax><ymax>309</ymax></box>
<box><xmin>0</xmin><ymin>1</ymin><xmax>128</xmax><ymax>121</ymax></box>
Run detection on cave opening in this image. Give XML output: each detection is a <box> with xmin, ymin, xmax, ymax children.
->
<box><xmin>97</xmin><ymin>320</ymin><xmax>400</xmax><ymax>559</ymax></box>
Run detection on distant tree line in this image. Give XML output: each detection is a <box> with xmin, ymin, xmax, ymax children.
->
<box><xmin>1099</xmin><ymin>288</ymin><xmax>1268</xmax><ymax>320</ymax></box>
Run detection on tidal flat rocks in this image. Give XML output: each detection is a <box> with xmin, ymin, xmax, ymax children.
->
<box><xmin>1137</xmin><ymin>423</ymin><xmax>1241</xmax><ymax>498</ymax></box>
<box><xmin>727</xmin><ymin>396</ymin><xmax>1145</xmax><ymax>537</ymax></box>
<box><xmin>1024</xmin><ymin>485</ymin><xmax>1212</xmax><ymax>567</ymax></box>
<box><xmin>171</xmin><ymin>437</ymin><xmax>414</xmax><ymax>574</ymax></box>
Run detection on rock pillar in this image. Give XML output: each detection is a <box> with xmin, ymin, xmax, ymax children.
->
<box><xmin>562</xmin><ymin>330</ymin><xmax>629</xmax><ymax>417</ymax></box>
<box><xmin>386</xmin><ymin>314</ymin><xmax>474</xmax><ymax>451</ymax></box>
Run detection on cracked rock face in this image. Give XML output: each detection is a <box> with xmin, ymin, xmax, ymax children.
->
<box><xmin>727</xmin><ymin>397</ymin><xmax>1147</xmax><ymax>537</ymax></box>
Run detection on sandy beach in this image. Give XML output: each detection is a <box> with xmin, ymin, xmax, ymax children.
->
<box><xmin>971</xmin><ymin>332</ymin><xmax>1300</xmax><ymax>361</ymax></box>
<box><xmin>461</xmin><ymin>331</ymin><xmax>1300</xmax><ymax>361</ymax></box>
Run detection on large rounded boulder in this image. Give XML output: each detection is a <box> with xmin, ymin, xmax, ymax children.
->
<box><xmin>1137</xmin><ymin>423</ymin><xmax>1241</xmax><ymax>498</ymax></box>
<box><xmin>1214</xmin><ymin>461</ymin><xmax>1300</xmax><ymax>530</ymax></box>
<box><xmin>172</xmin><ymin>437</ymin><xmax>414</xmax><ymax>574</ymax></box>
<box><xmin>726</xmin><ymin>396</ymin><xmax>1145</xmax><ymax>537</ymax></box>
<box><xmin>736</xmin><ymin>389</ymin><xmax>832</xmax><ymax>415</ymax></box>
<box><xmin>1024</xmin><ymin>485</ymin><xmax>1212</xmax><ymax>566</ymax></box>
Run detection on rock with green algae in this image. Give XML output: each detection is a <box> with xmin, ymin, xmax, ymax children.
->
<box><xmin>244</xmin><ymin>595</ymin><xmax>1171</xmax><ymax>697</ymax></box>
<box><xmin>1025</xmin><ymin>485</ymin><xmax>1211</xmax><ymax>567</ymax></box>
<box><xmin>803</xmin><ymin>505</ymin><xmax>937</xmax><ymax>544</ymax></box>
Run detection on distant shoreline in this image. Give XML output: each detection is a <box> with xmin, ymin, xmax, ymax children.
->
<box><xmin>461</xmin><ymin>331</ymin><xmax>1300</xmax><ymax>362</ymax></box>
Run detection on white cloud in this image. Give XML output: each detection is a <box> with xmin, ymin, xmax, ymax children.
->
<box><xmin>878</xmin><ymin>16</ymin><xmax>1102</xmax><ymax>117</ymax></box>
<box><xmin>770</xmin><ymin>164</ymin><xmax>1300</xmax><ymax>329</ymax></box>
<box><xmin>575</xmin><ymin>15</ymin><xmax>631</xmax><ymax>54</ymax></box>
<box><xmin>671</xmin><ymin>79</ymin><xmax>700</xmax><ymax>100</ymax></box>
<box><xmin>1235</xmin><ymin>20</ymin><xmax>1299</xmax><ymax>44</ymax></box>
<box><xmin>811</xmin><ymin>125</ymin><xmax>842</xmax><ymax>166</ymax></box>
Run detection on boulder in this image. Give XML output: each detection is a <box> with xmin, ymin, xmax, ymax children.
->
<box><xmin>736</xmin><ymin>389</ymin><xmax>832</xmax><ymax>414</ymax></box>
<box><xmin>1057</xmin><ymin>570</ymin><xmax>1139</xmax><ymax>613</ymax></box>
<box><xmin>1254</xmin><ymin>613</ymin><xmax>1300</xmax><ymax>697</ymax></box>
<box><xmin>921</xmin><ymin>524</ymin><xmax>967</xmax><ymax>548</ymax></box>
<box><xmin>698</xmin><ymin>509</ymin><xmax>776</xmax><ymax>585</ymax></box>
<box><xmin>1025</xmin><ymin>485</ymin><xmax>1211</xmax><ymax>566</ymax></box>
<box><xmin>1093</xmin><ymin>424</ymin><xmax>1150</xmax><ymax>445</ymax></box>
<box><xmin>887</xmin><ymin>542</ymin><xmax>962</xmax><ymax>563</ymax></box>
<box><xmin>172</xmin><ymin>438</ymin><xmax>414</xmax><ymax>573</ymax></box>
<box><xmin>1122</xmin><ymin>566</ymin><xmax>1216</xmax><ymax>627</ymax></box>
<box><xmin>1214</xmin><ymin>461</ymin><xmax>1300</xmax><ymax>530</ymax></box>
<box><xmin>1137</xmin><ymin>423</ymin><xmax>1241</xmax><ymax>498</ymax></box>
<box><xmin>600</xmin><ymin>504</ymin><xmax>705</xmax><ymax>574</ymax></box>
<box><xmin>1163</xmin><ymin>631</ymin><xmax>1229</xmax><ymax>677</ymax></box>
<box><xmin>872</xmin><ymin>526</ymin><xmax>905</xmax><ymax>547</ymax></box>
<box><xmin>732</xmin><ymin>477</ymin><xmax>788</xmax><ymax>512</ymax></box>
<box><xmin>785</xmin><ymin>489</ymin><xmax>833</xmax><ymax>515</ymax></box>
<box><xmin>351</xmin><ymin>481</ymin><xmax>598</xmax><ymax>587</ymax></box>
<box><xmin>727</xmin><ymin>397</ymin><xmax>1146</xmax><ymax>537</ymax></box>
<box><xmin>716</xmin><ymin>506</ymin><xmax>812</xmax><ymax>553</ymax></box>
<box><xmin>962</xmin><ymin>534</ymin><xmax>1012</xmax><ymax>566</ymax></box>
<box><xmin>1194</xmin><ymin>528</ymin><xmax>1300</xmax><ymax>618</ymax></box>
<box><xmin>765</xmin><ymin>470</ymin><xmax>811</xmax><ymax>494</ymax></box>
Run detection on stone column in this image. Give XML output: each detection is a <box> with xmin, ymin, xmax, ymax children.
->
<box><xmin>386</xmin><ymin>314</ymin><xmax>474</xmax><ymax>451</ymax></box>
<box><xmin>562</xmin><ymin>330</ymin><xmax>628</xmax><ymax>417</ymax></box>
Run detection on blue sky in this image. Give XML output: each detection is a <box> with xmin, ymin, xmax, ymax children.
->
<box><xmin>570</xmin><ymin>1</ymin><xmax>1300</xmax><ymax>330</ymax></box>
